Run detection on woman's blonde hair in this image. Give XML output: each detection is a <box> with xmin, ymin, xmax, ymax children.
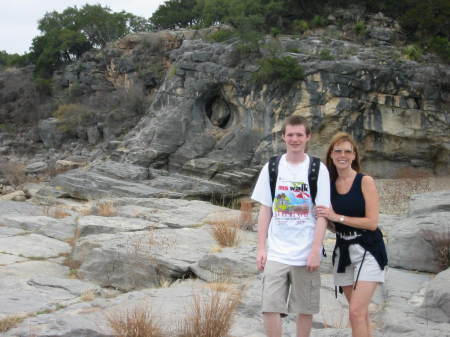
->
<box><xmin>325</xmin><ymin>132</ymin><xmax>361</xmax><ymax>182</ymax></box>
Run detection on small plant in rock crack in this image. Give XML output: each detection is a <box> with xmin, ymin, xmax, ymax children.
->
<box><xmin>0</xmin><ymin>315</ymin><xmax>26</xmax><ymax>332</ymax></box>
<box><xmin>107</xmin><ymin>305</ymin><xmax>164</xmax><ymax>337</ymax></box>
<box><xmin>175</xmin><ymin>288</ymin><xmax>242</xmax><ymax>337</ymax></box>
<box><xmin>93</xmin><ymin>200</ymin><xmax>117</xmax><ymax>217</ymax></box>
<box><xmin>210</xmin><ymin>221</ymin><xmax>240</xmax><ymax>247</ymax></box>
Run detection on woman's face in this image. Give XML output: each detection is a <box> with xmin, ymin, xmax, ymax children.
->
<box><xmin>330</xmin><ymin>141</ymin><xmax>356</xmax><ymax>170</ymax></box>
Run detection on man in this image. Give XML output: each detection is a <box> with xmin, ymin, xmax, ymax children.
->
<box><xmin>251</xmin><ymin>115</ymin><xmax>330</xmax><ymax>337</ymax></box>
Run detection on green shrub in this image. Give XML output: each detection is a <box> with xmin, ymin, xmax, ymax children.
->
<box><xmin>430</xmin><ymin>36</ymin><xmax>450</xmax><ymax>63</ymax></box>
<box><xmin>354</xmin><ymin>21</ymin><xmax>366</xmax><ymax>36</ymax></box>
<box><xmin>253</xmin><ymin>56</ymin><xmax>304</xmax><ymax>87</ymax></box>
<box><xmin>52</xmin><ymin>103</ymin><xmax>95</xmax><ymax>132</ymax></box>
<box><xmin>270</xmin><ymin>27</ymin><xmax>282</xmax><ymax>37</ymax></box>
<box><xmin>293</xmin><ymin>20</ymin><xmax>309</xmax><ymax>34</ymax></box>
<box><xmin>311</xmin><ymin>15</ymin><xmax>326</xmax><ymax>28</ymax></box>
<box><xmin>319</xmin><ymin>49</ymin><xmax>334</xmax><ymax>60</ymax></box>
<box><xmin>403</xmin><ymin>44</ymin><xmax>423</xmax><ymax>61</ymax></box>
<box><xmin>207</xmin><ymin>29</ymin><xmax>235</xmax><ymax>42</ymax></box>
<box><xmin>34</xmin><ymin>77</ymin><xmax>52</xmax><ymax>96</ymax></box>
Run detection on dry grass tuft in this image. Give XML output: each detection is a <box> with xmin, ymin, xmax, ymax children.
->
<box><xmin>0</xmin><ymin>161</ymin><xmax>26</xmax><ymax>187</ymax></box>
<box><xmin>177</xmin><ymin>289</ymin><xmax>241</xmax><ymax>337</ymax></box>
<box><xmin>94</xmin><ymin>200</ymin><xmax>117</xmax><ymax>217</ymax></box>
<box><xmin>107</xmin><ymin>306</ymin><xmax>164</xmax><ymax>337</ymax></box>
<box><xmin>43</xmin><ymin>206</ymin><xmax>71</xmax><ymax>219</ymax></box>
<box><xmin>210</xmin><ymin>221</ymin><xmax>240</xmax><ymax>247</ymax></box>
<box><xmin>80</xmin><ymin>289</ymin><xmax>96</xmax><ymax>302</ymax></box>
<box><xmin>0</xmin><ymin>315</ymin><xmax>26</xmax><ymax>332</ymax></box>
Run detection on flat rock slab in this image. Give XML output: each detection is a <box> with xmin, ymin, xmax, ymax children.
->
<box><xmin>0</xmin><ymin>215</ymin><xmax>76</xmax><ymax>240</ymax></box>
<box><xmin>408</xmin><ymin>190</ymin><xmax>450</xmax><ymax>216</ymax></box>
<box><xmin>0</xmin><ymin>233</ymin><xmax>70</xmax><ymax>258</ymax></box>
<box><xmin>0</xmin><ymin>253</ymin><xmax>28</xmax><ymax>265</ymax></box>
<box><xmin>78</xmin><ymin>215</ymin><xmax>164</xmax><ymax>237</ymax></box>
<box><xmin>0</xmin><ymin>277</ymin><xmax>76</xmax><ymax>318</ymax></box>
<box><xmin>0</xmin><ymin>200</ymin><xmax>43</xmax><ymax>216</ymax></box>
<box><xmin>0</xmin><ymin>261</ymin><xmax>69</xmax><ymax>278</ymax></box>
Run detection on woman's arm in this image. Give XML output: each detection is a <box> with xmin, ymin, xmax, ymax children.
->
<box><xmin>316</xmin><ymin>176</ymin><xmax>379</xmax><ymax>231</ymax></box>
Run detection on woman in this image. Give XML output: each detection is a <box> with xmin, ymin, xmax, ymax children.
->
<box><xmin>316</xmin><ymin>132</ymin><xmax>387</xmax><ymax>337</ymax></box>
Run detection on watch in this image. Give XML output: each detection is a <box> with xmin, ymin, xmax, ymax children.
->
<box><xmin>339</xmin><ymin>215</ymin><xmax>345</xmax><ymax>223</ymax></box>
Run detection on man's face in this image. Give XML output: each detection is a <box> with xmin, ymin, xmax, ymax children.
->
<box><xmin>282</xmin><ymin>124</ymin><xmax>311</xmax><ymax>154</ymax></box>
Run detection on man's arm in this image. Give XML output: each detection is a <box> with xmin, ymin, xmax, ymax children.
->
<box><xmin>256</xmin><ymin>204</ymin><xmax>272</xmax><ymax>271</ymax></box>
<box><xmin>306</xmin><ymin>216</ymin><xmax>327</xmax><ymax>272</ymax></box>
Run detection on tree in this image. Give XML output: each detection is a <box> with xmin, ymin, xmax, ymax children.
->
<box><xmin>30</xmin><ymin>4</ymin><xmax>152</xmax><ymax>78</ymax></box>
<box><xmin>150</xmin><ymin>0</ymin><xmax>200</xmax><ymax>29</ymax></box>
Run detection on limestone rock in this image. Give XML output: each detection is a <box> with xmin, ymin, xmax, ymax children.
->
<box><xmin>417</xmin><ymin>268</ymin><xmax>450</xmax><ymax>323</ymax></box>
<box><xmin>387</xmin><ymin>212</ymin><xmax>450</xmax><ymax>273</ymax></box>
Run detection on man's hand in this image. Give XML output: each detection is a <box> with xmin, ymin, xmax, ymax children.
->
<box><xmin>256</xmin><ymin>248</ymin><xmax>267</xmax><ymax>271</ymax></box>
<box><xmin>306</xmin><ymin>250</ymin><xmax>320</xmax><ymax>272</ymax></box>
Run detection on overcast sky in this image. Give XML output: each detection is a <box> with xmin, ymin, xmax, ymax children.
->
<box><xmin>0</xmin><ymin>0</ymin><xmax>167</xmax><ymax>54</ymax></box>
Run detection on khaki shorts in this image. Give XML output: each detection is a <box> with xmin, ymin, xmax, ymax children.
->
<box><xmin>262</xmin><ymin>260</ymin><xmax>320</xmax><ymax>315</ymax></box>
<box><xmin>334</xmin><ymin>244</ymin><xmax>385</xmax><ymax>286</ymax></box>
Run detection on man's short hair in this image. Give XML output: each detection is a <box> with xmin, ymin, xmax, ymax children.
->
<box><xmin>281</xmin><ymin>115</ymin><xmax>311</xmax><ymax>135</ymax></box>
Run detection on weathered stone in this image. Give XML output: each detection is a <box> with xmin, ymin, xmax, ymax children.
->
<box><xmin>417</xmin><ymin>268</ymin><xmax>450</xmax><ymax>323</ymax></box>
<box><xmin>0</xmin><ymin>233</ymin><xmax>70</xmax><ymax>258</ymax></box>
<box><xmin>25</xmin><ymin>161</ymin><xmax>48</xmax><ymax>173</ymax></box>
<box><xmin>408</xmin><ymin>190</ymin><xmax>450</xmax><ymax>216</ymax></box>
<box><xmin>0</xmin><ymin>190</ymin><xmax>26</xmax><ymax>201</ymax></box>
<box><xmin>77</xmin><ymin>215</ymin><xmax>161</xmax><ymax>237</ymax></box>
<box><xmin>388</xmin><ymin>212</ymin><xmax>450</xmax><ymax>273</ymax></box>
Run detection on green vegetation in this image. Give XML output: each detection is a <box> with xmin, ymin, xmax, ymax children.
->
<box><xmin>430</xmin><ymin>36</ymin><xmax>450</xmax><ymax>63</ymax></box>
<box><xmin>52</xmin><ymin>103</ymin><xmax>95</xmax><ymax>132</ymax></box>
<box><xmin>403</xmin><ymin>44</ymin><xmax>423</xmax><ymax>61</ymax></box>
<box><xmin>354</xmin><ymin>21</ymin><xmax>366</xmax><ymax>36</ymax></box>
<box><xmin>206</xmin><ymin>29</ymin><xmax>235</xmax><ymax>42</ymax></box>
<box><xmin>30</xmin><ymin>4</ymin><xmax>151</xmax><ymax>79</ymax></box>
<box><xmin>293</xmin><ymin>20</ymin><xmax>309</xmax><ymax>34</ymax></box>
<box><xmin>253</xmin><ymin>56</ymin><xmax>304</xmax><ymax>87</ymax></box>
<box><xmin>319</xmin><ymin>49</ymin><xmax>334</xmax><ymax>60</ymax></box>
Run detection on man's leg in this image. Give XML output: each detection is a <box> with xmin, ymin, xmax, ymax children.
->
<box><xmin>264</xmin><ymin>312</ymin><xmax>282</xmax><ymax>337</ymax></box>
<box><xmin>296</xmin><ymin>313</ymin><xmax>312</xmax><ymax>337</ymax></box>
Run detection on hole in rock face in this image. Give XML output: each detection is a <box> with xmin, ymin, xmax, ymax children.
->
<box><xmin>205</xmin><ymin>93</ymin><xmax>233</xmax><ymax>129</ymax></box>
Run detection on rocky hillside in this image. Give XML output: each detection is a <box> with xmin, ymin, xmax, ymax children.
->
<box><xmin>0</xmin><ymin>9</ymin><xmax>449</xmax><ymax>198</ymax></box>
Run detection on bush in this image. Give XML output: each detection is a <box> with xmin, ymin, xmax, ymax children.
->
<box><xmin>293</xmin><ymin>19</ymin><xmax>309</xmax><ymax>34</ymax></box>
<box><xmin>270</xmin><ymin>27</ymin><xmax>282</xmax><ymax>37</ymax></box>
<box><xmin>403</xmin><ymin>44</ymin><xmax>423</xmax><ymax>61</ymax></box>
<box><xmin>311</xmin><ymin>15</ymin><xmax>326</xmax><ymax>28</ymax></box>
<box><xmin>0</xmin><ymin>161</ymin><xmax>26</xmax><ymax>187</ymax></box>
<box><xmin>206</xmin><ymin>29</ymin><xmax>235</xmax><ymax>42</ymax></box>
<box><xmin>52</xmin><ymin>103</ymin><xmax>95</xmax><ymax>132</ymax></box>
<box><xmin>253</xmin><ymin>56</ymin><xmax>304</xmax><ymax>87</ymax></box>
<box><xmin>430</xmin><ymin>36</ymin><xmax>450</xmax><ymax>63</ymax></box>
<box><xmin>319</xmin><ymin>49</ymin><xmax>334</xmax><ymax>60</ymax></box>
<box><xmin>354</xmin><ymin>21</ymin><xmax>367</xmax><ymax>36</ymax></box>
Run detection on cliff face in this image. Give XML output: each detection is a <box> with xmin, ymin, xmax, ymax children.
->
<box><xmin>1</xmin><ymin>18</ymin><xmax>449</xmax><ymax>190</ymax></box>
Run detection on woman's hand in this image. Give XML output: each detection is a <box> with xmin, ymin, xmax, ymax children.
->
<box><xmin>315</xmin><ymin>205</ymin><xmax>337</xmax><ymax>221</ymax></box>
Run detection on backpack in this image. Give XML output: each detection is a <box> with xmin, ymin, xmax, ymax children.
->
<box><xmin>268</xmin><ymin>155</ymin><xmax>321</xmax><ymax>203</ymax></box>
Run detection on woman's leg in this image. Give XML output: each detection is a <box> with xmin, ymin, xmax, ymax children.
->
<box><xmin>348</xmin><ymin>281</ymin><xmax>378</xmax><ymax>337</ymax></box>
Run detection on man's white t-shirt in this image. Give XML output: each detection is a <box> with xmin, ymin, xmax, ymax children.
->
<box><xmin>251</xmin><ymin>154</ymin><xmax>331</xmax><ymax>266</ymax></box>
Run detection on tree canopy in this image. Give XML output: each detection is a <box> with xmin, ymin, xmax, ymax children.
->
<box><xmin>30</xmin><ymin>4</ymin><xmax>152</xmax><ymax>78</ymax></box>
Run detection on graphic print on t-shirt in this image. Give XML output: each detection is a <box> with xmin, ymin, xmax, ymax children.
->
<box><xmin>273</xmin><ymin>178</ymin><xmax>311</xmax><ymax>220</ymax></box>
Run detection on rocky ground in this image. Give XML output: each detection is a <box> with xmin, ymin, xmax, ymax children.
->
<box><xmin>0</xmin><ymin>165</ymin><xmax>449</xmax><ymax>337</ymax></box>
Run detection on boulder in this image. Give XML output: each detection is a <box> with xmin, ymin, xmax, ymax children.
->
<box><xmin>25</xmin><ymin>161</ymin><xmax>48</xmax><ymax>174</ymax></box>
<box><xmin>417</xmin><ymin>268</ymin><xmax>450</xmax><ymax>323</ymax></box>
<box><xmin>388</xmin><ymin>211</ymin><xmax>450</xmax><ymax>273</ymax></box>
<box><xmin>408</xmin><ymin>190</ymin><xmax>450</xmax><ymax>216</ymax></box>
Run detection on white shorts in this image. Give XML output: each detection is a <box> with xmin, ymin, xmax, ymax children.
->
<box><xmin>333</xmin><ymin>243</ymin><xmax>385</xmax><ymax>286</ymax></box>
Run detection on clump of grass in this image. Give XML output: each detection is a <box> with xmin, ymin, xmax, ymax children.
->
<box><xmin>0</xmin><ymin>161</ymin><xmax>26</xmax><ymax>187</ymax></box>
<box><xmin>80</xmin><ymin>289</ymin><xmax>96</xmax><ymax>302</ymax></box>
<box><xmin>293</xmin><ymin>19</ymin><xmax>309</xmax><ymax>34</ymax></box>
<box><xmin>319</xmin><ymin>49</ymin><xmax>334</xmax><ymax>60</ymax></box>
<box><xmin>0</xmin><ymin>315</ymin><xmax>26</xmax><ymax>332</ymax></box>
<box><xmin>210</xmin><ymin>221</ymin><xmax>240</xmax><ymax>247</ymax></box>
<box><xmin>107</xmin><ymin>306</ymin><xmax>164</xmax><ymax>337</ymax></box>
<box><xmin>43</xmin><ymin>206</ymin><xmax>71</xmax><ymax>219</ymax></box>
<box><xmin>177</xmin><ymin>289</ymin><xmax>241</xmax><ymax>337</ymax></box>
<box><xmin>94</xmin><ymin>200</ymin><xmax>117</xmax><ymax>217</ymax></box>
<box><xmin>353</xmin><ymin>21</ymin><xmax>366</xmax><ymax>36</ymax></box>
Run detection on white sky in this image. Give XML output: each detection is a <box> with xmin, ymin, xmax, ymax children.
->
<box><xmin>0</xmin><ymin>0</ymin><xmax>167</xmax><ymax>54</ymax></box>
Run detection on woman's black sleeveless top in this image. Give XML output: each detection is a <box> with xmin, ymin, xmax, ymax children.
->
<box><xmin>331</xmin><ymin>173</ymin><xmax>388</xmax><ymax>272</ymax></box>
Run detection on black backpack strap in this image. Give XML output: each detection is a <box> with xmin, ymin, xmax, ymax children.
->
<box><xmin>268</xmin><ymin>155</ymin><xmax>281</xmax><ymax>201</ymax></box>
<box><xmin>308</xmin><ymin>156</ymin><xmax>320</xmax><ymax>205</ymax></box>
